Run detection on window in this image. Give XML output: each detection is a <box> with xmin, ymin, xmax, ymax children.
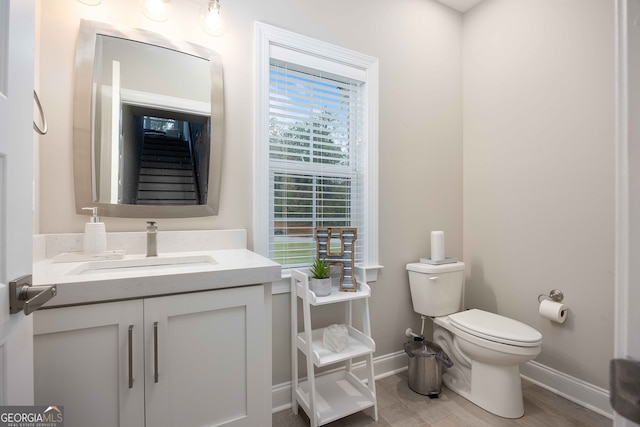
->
<box><xmin>255</xmin><ymin>23</ymin><xmax>380</xmax><ymax>279</ymax></box>
<box><xmin>269</xmin><ymin>61</ymin><xmax>365</xmax><ymax>268</ymax></box>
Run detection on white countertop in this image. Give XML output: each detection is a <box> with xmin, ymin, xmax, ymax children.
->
<box><xmin>32</xmin><ymin>230</ymin><xmax>281</xmax><ymax>307</ymax></box>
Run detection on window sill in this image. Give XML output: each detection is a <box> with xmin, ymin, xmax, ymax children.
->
<box><xmin>271</xmin><ymin>264</ymin><xmax>384</xmax><ymax>295</ymax></box>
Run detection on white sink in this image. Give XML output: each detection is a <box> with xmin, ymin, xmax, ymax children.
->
<box><xmin>67</xmin><ymin>254</ymin><xmax>218</xmax><ymax>276</ymax></box>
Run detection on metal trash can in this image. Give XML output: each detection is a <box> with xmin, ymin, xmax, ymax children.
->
<box><xmin>404</xmin><ymin>338</ymin><xmax>453</xmax><ymax>396</ymax></box>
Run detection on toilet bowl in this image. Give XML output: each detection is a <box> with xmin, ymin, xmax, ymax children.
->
<box><xmin>406</xmin><ymin>262</ymin><xmax>542</xmax><ymax>419</ymax></box>
<box><xmin>433</xmin><ymin>309</ymin><xmax>541</xmax><ymax>418</ymax></box>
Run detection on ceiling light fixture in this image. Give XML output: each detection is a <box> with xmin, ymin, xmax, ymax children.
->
<box><xmin>77</xmin><ymin>0</ymin><xmax>102</xmax><ymax>5</ymax></box>
<box><xmin>142</xmin><ymin>0</ymin><xmax>170</xmax><ymax>22</ymax></box>
<box><xmin>203</xmin><ymin>0</ymin><xmax>227</xmax><ymax>36</ymax></box>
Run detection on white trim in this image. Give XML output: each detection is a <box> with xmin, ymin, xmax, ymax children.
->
<box><xmin>258</xmin><ymin>23</ymin><xmax>379</xmax><ymax>72</ymax></box>
<box><xmin>364</xmin><ymin>61</ymin><xmax>380</xmax><ymax>269</ymax></box>
<box><xmin>271</xmin><ymin>382</ymin><xmax>293</xmax><ymax>414</ymax></box>
<box><xmin>614</xmin><ymin>2</ymin><xmax>640</xmax><ymax>425</ymax></box>
<box><xmin>270</xmin><ymin>44</ymin><xmax>367</xmax><ymax>82</ymax></box>
<box><xmin>98</xmin><ymin>86</ymin><xmax>113</xmax><ymax>203</ymax></box>
<box><xmin>271</xmin><ymin>277</ymin><xmax>290</xmax><ymax>295</ymax></box>
<box><xmin>520</xmin><ymin>361</ymin><xmax>613</xmax><ymax>419</ymax></box>
<box><xmin>357</xmin><ymin>264</ymin><xmax>384</xmax><ymax>283</ymax></box>
<box><xmin>110</xmin><ymin>60</ymin><xmax>120</xmax><ymax>204</ymax></box>
<box><xmin>120</xmin><ymin>88</ymin><xmax>211</xmax><ymax>116</ymax></box>
<box><xmin>253</xmin><ymin>21</ymin><xmax>272</xmax><ymax>259</ymax></box>
<box><xmin>614</xmin><ymin>0</ymin><xmax>629</xmax><ymax>365</ymax></box>
<box><xmin>0</xmin><ymin>0</ymin><xmax>7</xmax><ymax>97</ymax></box>
<box><xmin>253</xmin><ymin>21</ymin><xmax>380</xmax><ymax>268</ymax></box>
<box><xmin>270</xmin><ymin>264</ymin><xmax>384</xmax><ymax>295</ymax></box>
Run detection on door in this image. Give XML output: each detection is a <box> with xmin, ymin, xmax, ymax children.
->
<box><xmin>0</xmin><ymin>0</ymin><xmax>36</xmax><ymax>404</ymax></box>
<box><xmin>33</xmin><ymin>301</ymin><xmax>145</xmax><ymax>427</ymax></box>
<box><xmin>144</xmin><ymin>286</ymin><xmax>265</xmax><ymax>427</ymax></box>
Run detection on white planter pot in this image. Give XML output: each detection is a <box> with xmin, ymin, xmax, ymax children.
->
<box><xmin>310</xmin><ymin>278</ymin><xmax>332</xmax><ymax>297</ymax></box>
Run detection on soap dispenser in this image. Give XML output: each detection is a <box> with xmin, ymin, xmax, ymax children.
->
<box><xmin>82</xmin><ymin>207</ymin><xmax>107</xmax><ymax>254</ymax></box>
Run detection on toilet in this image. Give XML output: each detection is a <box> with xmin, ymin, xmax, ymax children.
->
<box><xmin>406</xmin><ymin>261</ymin><xmax>542</xmax><ymax>419</ymax></box>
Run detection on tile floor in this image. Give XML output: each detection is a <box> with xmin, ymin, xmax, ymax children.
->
<box><xmin>272</xmin><ymin>372</ymin><xmax>613</xmax><ymax>426</ymax></box>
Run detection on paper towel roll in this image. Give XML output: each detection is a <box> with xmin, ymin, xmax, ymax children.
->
<box><xmin>539</xmin><ymin>299</ymin><xmax>568</xmax><ymax>323</ymax></box>
<box><xmin>431</xmin><ymin>231</ymin><xmax>445</xmax><ymax>261</ymax></box>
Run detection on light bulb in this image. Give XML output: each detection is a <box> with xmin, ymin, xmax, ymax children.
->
<box><xmin>142</xmin><ymin>0</ymin><xmax>169</xmax><ymax>22</ymax></box>
<box><xmin>203</xmin><ymin>0</ymin><xmax>227</xmax><ymax>36</ymax></box>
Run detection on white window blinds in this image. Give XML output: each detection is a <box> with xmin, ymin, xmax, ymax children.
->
<box><xmin>268</xmin><ymin>60</ymin><xmax>366</xmax><ymax>269</ymax></box>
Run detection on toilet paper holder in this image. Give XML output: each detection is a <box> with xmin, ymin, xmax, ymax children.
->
<box><xmin>538</xmin><ymin>289</ymin><xmax>564</xmax><ymax>303</ymax></box>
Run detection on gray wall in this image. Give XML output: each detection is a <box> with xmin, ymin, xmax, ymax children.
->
<box><xmin>462</xmin><ymin>0</ymin><xmax>614</xmax><ymax>389</ymax></box>
<box><xmin>35</xmin><ymin>0</ymin><xmax>614</xmax><ymax>393</ymax></box>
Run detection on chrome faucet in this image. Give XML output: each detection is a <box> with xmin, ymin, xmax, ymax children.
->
<box><xmin>146</xmin><ymin>221</ymin><xmax>158</xmax><ymax>257</ymax></box>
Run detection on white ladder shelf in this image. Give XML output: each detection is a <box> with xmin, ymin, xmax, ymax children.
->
<box><xmin>290</xmin><ymin>269</ymin><xmax>378</xmax><ymax>427</ymax></box>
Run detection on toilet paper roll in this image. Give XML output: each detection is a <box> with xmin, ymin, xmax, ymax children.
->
<box><xmin>431</xmin><ymin>231</ymin><xmax>445</xmax><ymax>261</ymax></box>
<box><xmin>539</xmin><ymin>299</ymin><xmax>568</xmax><ymax>323</ymax></box>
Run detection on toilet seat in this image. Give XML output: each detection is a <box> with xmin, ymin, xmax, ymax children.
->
<box><xmin>449</xmin><ymin>309</ymin><xmax>542</xmax><ymax>347</ymax></box>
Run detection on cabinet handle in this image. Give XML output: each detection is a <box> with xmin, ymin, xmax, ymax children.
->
<box><xmin>154</xmin><ymin>321</ymin><xmax>159</xmax><ymax>383</ymax></box>
<box><xmin>128</xmin><ymin>325</ymin><xmax>134</xmax><ymax>389</ymax></box>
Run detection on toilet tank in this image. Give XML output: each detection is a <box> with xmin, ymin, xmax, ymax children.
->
<box><xmin>406</xmin><ymin>262</ymin><xmax>465</xmax><ymax>317</ymax></box>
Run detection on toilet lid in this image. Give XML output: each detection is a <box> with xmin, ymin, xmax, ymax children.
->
<box><xmin>449</xmin><ymin>309</ymin><xmax>542</xmax><ymax>347</ymax></box>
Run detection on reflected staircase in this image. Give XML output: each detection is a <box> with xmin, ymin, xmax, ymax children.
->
<box><xmin>136</xmin><ymin>136</ymin><xmax>199</xmax><ymax>205</ymax></box>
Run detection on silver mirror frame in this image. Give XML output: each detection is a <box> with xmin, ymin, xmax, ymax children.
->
<box><xmin>73</xmin><ymin>19</ymin><xmax>224</xmax><ymax>218</ymax></box>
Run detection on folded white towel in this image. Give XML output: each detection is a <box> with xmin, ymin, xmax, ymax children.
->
<box><xmin>322</xmin><ymin>324</ymin><xmax>349</xmax><ymax>353</ymax></box>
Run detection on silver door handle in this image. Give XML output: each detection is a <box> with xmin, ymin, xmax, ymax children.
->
<box><xmin>9</xmin><ymin>275</ymin><xmax>57</xmax><ymax>315</ymax></box>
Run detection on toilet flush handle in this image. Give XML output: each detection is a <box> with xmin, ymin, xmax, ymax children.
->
<box><xmin>429</xmin><ymin>276</ymin><xmax>439</xmax><ymax>281</ymax></box>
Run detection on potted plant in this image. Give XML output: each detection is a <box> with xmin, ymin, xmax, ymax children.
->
<box><xmin>309</xmin><ymin>259</ymin><xmax>332</xmax><ymax>297</ymax></box>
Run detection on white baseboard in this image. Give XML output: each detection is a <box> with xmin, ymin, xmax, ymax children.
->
<box><xmin>273</xmin><ymin>351</ymin><xmax>615</xmax><ymax>420</ymax></box>
<box><xmin>272</xmin><ymin>382</ymin><xmax>294</xmax><ymax>414</ymax></box>
<box><xmin>520</xmin><ymin>360</ymin><xmax>613</xmax><ymax>419</ymax></box>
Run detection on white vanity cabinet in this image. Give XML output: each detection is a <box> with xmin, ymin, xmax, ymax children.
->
<box><xmin>143</xmin><ymin>285</ymin><xmax>267</xmax><ymax>427</ymax></box>
<box><xmin>34</xmin><ymin>299</ymin><xmax>145</xmax><ymax>427</ymax></box>
<box><xmin>34</xmin><ymin>284</ymin><xmax>270</xmax><ymax>427</ymax></box>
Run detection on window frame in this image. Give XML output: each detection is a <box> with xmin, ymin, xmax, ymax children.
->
<box><xmin>254</xmin><ymin>22</ymin><xmax>381</xmax><ymax>288</ymax></box>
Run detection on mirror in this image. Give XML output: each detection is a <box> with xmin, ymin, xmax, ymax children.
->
<box><xmin>73</xmin><ymin>19</ymin><xmax>223</xmax><ymax>218</ymax></box>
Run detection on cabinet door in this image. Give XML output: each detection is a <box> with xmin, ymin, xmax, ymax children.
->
<box><xmin>33</xmin><ymin>300</ymin><xmax>145</xmax><ymax>427</ymax></box>
<box><xmin>144</xmin><ymin>286</ymin><xmax>265</xmax><ymax>427</ymax></box>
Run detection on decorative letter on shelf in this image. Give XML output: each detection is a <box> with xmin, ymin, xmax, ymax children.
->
<box><xmin>314</xmin><ymin>228</ymin><xmax>358</xmax><ymax>292</ymax></box>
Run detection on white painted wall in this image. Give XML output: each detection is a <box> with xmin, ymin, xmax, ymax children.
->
<box><xmin>36</xmin><ymin>0</ymin><xmax>463</xmax><ymax>386</ymax></box>
<box><xmin>463</xmin><ymin>0</ymin><xmax>615</xmax><ymax>389</ymax></box>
